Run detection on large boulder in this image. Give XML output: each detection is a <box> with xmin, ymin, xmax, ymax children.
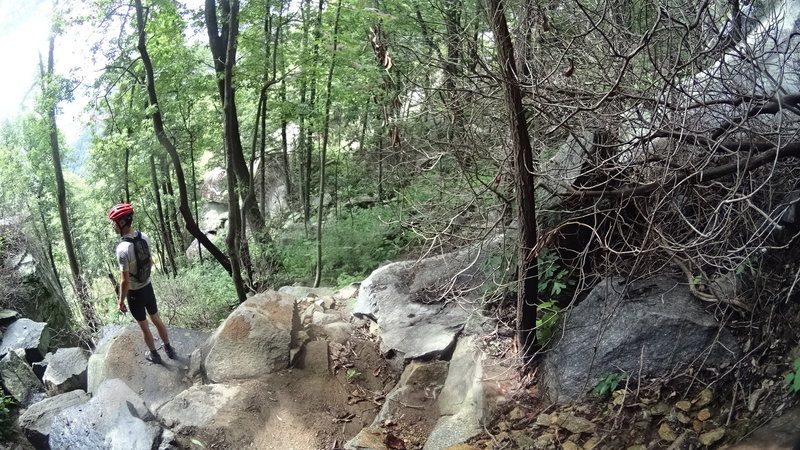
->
<box><xmin>198</xmin><ymin>291</ymin><xmax>298</xmax><ymax>383</ymax></box>
<box><xmin>200</xmin><ymin>167</ymin><xmax>227</xmax><ymax>203</ymax></box>
<box><xmin>542</xmin><ymin>276</ymin><xmax>740</xmax><ymax>403</ymax></box>
<box><xmin>18</xmin><ymin>389</ymin><xmax>90</xmax><ymax>449</ymax></box>
<box><xmin>42</xmin><ymin>347</ymin><xmax>90</xmax><ymax>396</ymax></box>
<box><xmin>424</xmin><ymin>336</ymin><xmax>486</xmax><ymax>450</ymax></box>
<box><xmin>0</xmin><ymin>318</ymin><xmax>50</xmax><ymax>362</ymax></box>
<box><xmin>49</xmin><ymin>379</ymin><xmax>162</xmax><ymax>450</ymax></box>
<box><xmin>87</xmin><ymin>324</ymin><xmax>209</xmax><ymax>411</ymax></box>
<box><xmin>199</xmin><ymin>202</ymin><xmax>229</xmax><ymax>233</ymax></box>
<box><xmin>372</xmin><ymin>360</ymin><xmax>448</xmax><ymax>426</ymax></box>
<box><xmin>354</xmin><ymin>236</ymin><xmax>503</xmax><ymax>359</ymax></box>
<box><xmin>0</xmin><ymin>349</ymin><xmax>46</xmax><ymax>407</ymax></box>
<box><xmin>157</xmin><ymin>380</ymin><xmax>272</xmax><ymax>447</ymax></box>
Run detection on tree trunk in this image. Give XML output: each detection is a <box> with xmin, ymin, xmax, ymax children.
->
<box><xmin>486</xmin><ymin>0</ymin><xmax>539</xmax><ymax>360</ymax></box>
<box><xmin>314</xmin><ymin>0</ymin><xmax>343</xmax><ymax>288</ymax></box>
<box><xmin>150</xmin><ymin>155</ymin><xmax>177</xmax><ymax>277</ymax></box>
<box><xmin>133</xmin><ymin>0</ymin><xmax>232</xmax><ymax>274</ymax></box>
<box><xmin>205</xmin><ymin>0</ymin><xmax>268</xmax><ymax>240</ymax></box>
<box><xmin>35</xmin><ymin>192</ymin><xmax>62</xmax><ymax>291</ymax></box>
<box><xmin>223</xmin><ymin>0</ymin><xmax>248</xmax><ymax>302</ymax></box>
<box><xmin>40</xmin><ymin>36</ymin><xmax>99</xmax><ymax>336</ymax></box>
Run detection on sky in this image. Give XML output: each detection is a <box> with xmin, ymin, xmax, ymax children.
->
<box><xmin>0</xmin><ymin>0</ymin><xmax>206</xmax><ymax>146</ymax></box>
<box><xmin>0</xmin><ymin>0</ymin><xmax>53</xmax><ymax>122</ymax></box>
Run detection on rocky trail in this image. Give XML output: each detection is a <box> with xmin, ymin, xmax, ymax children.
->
<box><xmin>3</xmin><ymin>240</ymin><xmax>800</xmax><ymax>449</ymax></box>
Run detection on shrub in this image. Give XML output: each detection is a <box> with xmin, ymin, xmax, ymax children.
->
<box><xmin>275</xmin><ymin>206</ymin><xmax>414</xmax><ymax>286</ymax></box>
<box><xmin>155</xmin><ymin>263</ymin><xmax>238</xmax><ymax>330</ymax></box>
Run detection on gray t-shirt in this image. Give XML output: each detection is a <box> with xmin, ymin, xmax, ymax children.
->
<box><xmin>115</xmin><ymin>231</ymin><xmax>152</xmax><ymax>290</ymax></box>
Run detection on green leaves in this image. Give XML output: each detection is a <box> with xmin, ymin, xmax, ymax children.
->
<box><xmin>535</xmin><ymin>300</ymin><xmax>561</xmax><ymax>345</ymax></box>
<box><xmin>785</xmin><ymin>358</ymin><xmax>800</xmax><ymax>393</ymax></box>
<box><xmin>593</xmin><ymin>373</ymin><xmax>626</xmax><ymax>399</ymax></box>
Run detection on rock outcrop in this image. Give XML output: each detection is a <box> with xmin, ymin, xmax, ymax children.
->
<box><xmin>0</xmin><ymin>318</ymin><xmax>50</xmax><ymax>362</ymax></box>
<box><xmin>0</xmin><ymin>349</ymin><xmax>46</xmax><ymax>407</ymax></box>
<box><xmin>42</xmin><ymin>347</ymin><xmax>90</xmax><ymax>396</ymax></box>
<box><xmin>354</xmin><ymin>236</ymin><xmax>503</xmax><ymax>359</ymax></box>
<box><xmin>18</xmin><ymin>389</ymin><xmax>90</xmax><ymax>449</ymax></box>
<box><xmin>542</xmin><ymin>276</ymin><xmax>740</xmax><ymax>403</ymax></box>
<box><xmin>49</xmin><ymin>379</ymin><xmax>163</xmax><ymax>450</ymax></box>
<box><xmin>87</xmin><ymin>325</ymin><xmax>209</xmax><ymax>411</ymax></box>
<box><xmin>196</xmin><ymin>291</ymin><xmax>298</xmax><ymax>383</ymax></box>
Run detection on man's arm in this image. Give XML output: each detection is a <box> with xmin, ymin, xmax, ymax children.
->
<box><xmin>118</xmin><ymin>270</ymin><xmax>130</xmax><ymax>313</ymax></box>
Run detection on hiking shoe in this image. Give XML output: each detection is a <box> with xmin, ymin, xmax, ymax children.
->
<box><xmin>145</xmin><ymin>350</ymin><xmax>162</xmax><ymax>364</ymax></box>
<box><xmin>164</xmin><ymin>343</ymin><xmax>176</xmax><ymax>359</ymax></box>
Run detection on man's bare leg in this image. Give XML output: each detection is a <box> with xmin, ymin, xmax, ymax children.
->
<box><xmin>149</xmin><ymin>312</ymin><xmax>171</xmax><ymax>346</ymax></box>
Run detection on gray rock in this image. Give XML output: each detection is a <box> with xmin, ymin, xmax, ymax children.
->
<box><xmin>43</xmin><ymin>347</ymin><xmax>90</xmax><ymax>396</ymax></box>
<box><xmin>344</xmin><ymin>426</ymin><xmax>389</xmax><ymax>450</ymax></box>
<box><xmin>311</xmin><ymin>310</ymin><xmax>341</xmax><ymax>327</ymax></box>
<box><xmin>0</xmin><ymin>349</ymin><xmax>46</xmax><ymax>407</ymax></box>
<box><xmin>373</xmin><ymin>360</ymin><xmax>448</xmax><ymax>426</ymax></box>
<box><xmin>314</xmin><ymin>296</ymin><xmax>336</xmax><ymax>310</ymax></box>
<box><xmin>278</xmin><ymin>285</ymin><xmax>336</xmax><ymax>299</ymax></box>
<box><xmin>334</xmin><ymin>283</ymin><xmax>360</xmax><ymax>302</ymax></box>
<box><xmin>298</xmin><ymin>340</ymin><xmax>330</xmax><ymax>376</ymax></box>
<box><xmin>424</xmin><ymin>336</ymin><xmax>485</xmax><ymax>450</ymax></box>
<box><xmin>354</xmin><ymin>235</ymin><xmax>504</xmax><ymax>359</ymax></box>
<box><xmin>87</xmin><ymin>324</ymin><xmax>209</xmax><ymax>411</ymax></box>
<box><xmin>0</xmin><ymin>318</ymin><xmax>50</xmax><ymax>362</ymax></box>
<box><xmin>542</xmin><ymin>276</ymin><xmax>740</xmax><ymax>403</ymax></box>
<box><xmin>49</xmin><ymin>379</ymin><xmax>161</xmax><ymax>450</ymax></box>
<box><xmin>201</xmin><ymin>291</ymin><xmax>298</xmax><ymax>382</ymax></box>
<box><xmin>157</xmin><ymin>380</ymin><xmax>271</xmax><ymax>443</ymax></box>
<box><xmin>537</xmin><ymin>132</ymin><xmax>590</xmax><ymax>209</ymax></box>
<box><xmin>301</xmin><ymin>304</ymin><xmax>323</xmax><ymax>324</ymax></box>
<box><xmin>18</xmin><ymin>389</ymin><xmax>89</xmax><ymax>449</ymax></box>
<box><xmin>320</xmin><ymin>322</ymin><xmax>353</xmax><ymax>344</ymax></box>
<box><xmin>0</xmin><ymin>309</ymin><xmax>19</xmax><ymax>326</ymax></box>
<box><xmin>32</xmin><ymin>352</ymin><xmax>54</xmax><ymax>380</ymax></box>
<box><xmin>200</xmin><ymin>167</ymin><xmax>228</xmax><ymax>203</ymax></box>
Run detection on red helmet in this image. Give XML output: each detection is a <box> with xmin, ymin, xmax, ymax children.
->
<box><xmin>108</xmin><ymin>203</ymin><xmax>134</xmax><ymax>221</ymax></box>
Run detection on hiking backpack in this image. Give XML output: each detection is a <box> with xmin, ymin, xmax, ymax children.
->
<box><xmin>122</xmin><ymin>232</ymin><xmax>152</xmax><ymax>282</ymax></box>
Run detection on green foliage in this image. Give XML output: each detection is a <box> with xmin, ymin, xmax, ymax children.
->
<box><xmin>346</xmin><ymin>368</ymin><xmax>361</xmax><ymax>378</ymax></box>
<box><xmin>784</xmin><ymin>358</ymin><xmax>800</xmax><ymax>393</ymax></box>
<box><xmin>535</xmin><ymin>249</ymin><xmax>570</xmax><ymax>346</ymax></box>
<box><xmin>535</xmin><ymin>300</ymin><xmax>561</xmax><ymax>345</ymax></box>
<box><xmin>275</xmin><ymin>206</ymin><xmax>413</xmax><ymax>285</ymax></box>
<box><xmin>151</xmin><ymin>264</ymin><xmax>239</xmax><ymax>330</ymax></box>
<box><xmin>593</xmin><ymin>373</ymin><xmax>626</xmax><ymax>399</ymax></box>
<box><xmin>538</xmin><ymin>249</ymin><xmax>569</xmax><ymax>298</ymax></box>
<box><xmin>0</xmin><ymin>394</ymin><xmax>16</xmax><ymax>441</ymax></box>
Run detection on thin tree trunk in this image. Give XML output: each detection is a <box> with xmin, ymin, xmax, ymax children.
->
<box><xmin>150</xmin><ymin>155</ymin><xmax>177</xmax><ymax>277</ymax></box>
<box><xmin>487</xmin><ymin>0</ymin><xmax>539</xmax><ymax>360</ymax></box>
<box><xmin>205</xmin><ymin>0</ymin><xmax>268</xmax><ymax>239</ymax></box>
<box><xmin>40</xmin><ymin>36</ymin><xmax>99</xmax><ymax>336</ymax></box>
<box><xmin>303</xmin><ymin>0</ymin><xmax>324</xmax><ymax>233</ymax></box>
<box><xmin>223</xmin><ymin>0</ymin><xmax>247</xmax><ymax>302</ymax></box>
<box><xmin>162</xmin><ymin>161</ymin><xmax>183</xmax><ymax>255</ymax></box>
<box><xmin>35</xmin><ymin>193</ymin><xmax>62</xmax><ymax>291</ymax></box>
<box><xmin>134</xmin><ymin>0</ymin><xmax>232</xmax><ymax>274</ymax></box>
<box><xmin>187</xmin><ymin>124</ymin><xmax>203</xmax><ymax>264</ymax></box>
<box><xmin>314</xmin><ymin>0</ymin><xmax>343</xmax><ymax>288</ymax></box>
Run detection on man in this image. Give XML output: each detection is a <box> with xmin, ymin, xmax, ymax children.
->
<box><xmin>109</xmin><ymin>203</ymin><xmax>176</xmax><ymax>364</ymax></box>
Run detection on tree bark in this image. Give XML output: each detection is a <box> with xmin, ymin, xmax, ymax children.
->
<box><xmin>487</xmin><ymin>0</ymin><xmax>539</xmax><ymax>360</ymax></box>
<box><xmin>150</xmin><ymin>155</ymin><xmax>177</xmax><ymax>277</ymax></box>
<box><xmin>314</xmin><ymin>0</ymin><xmax>343</xmax><ymax>288</ymax></box>
<box><xmin>205</xmin><ymin>0</ymin><xmax>268</xmax><ymax>240</ymax></box>
<box><xmin>40</xmin><ymin>36</ymin><xmax>99</xmax><ymax>336</ymax></box>
<box><xmin>133</xmin><ymin>0</ymin><xmax>232</xmax><ymax>274</ymax></box>
<box><xmin>223</xmin><ymin>0</ymin><xmax>248</xmax><ymax>302</ymax></box>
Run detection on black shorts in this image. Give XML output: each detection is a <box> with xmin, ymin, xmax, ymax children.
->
<box><xmin>127</xmin><ymin>282</ymin><xmax>159</xmax><ymax>322</ymax></box>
